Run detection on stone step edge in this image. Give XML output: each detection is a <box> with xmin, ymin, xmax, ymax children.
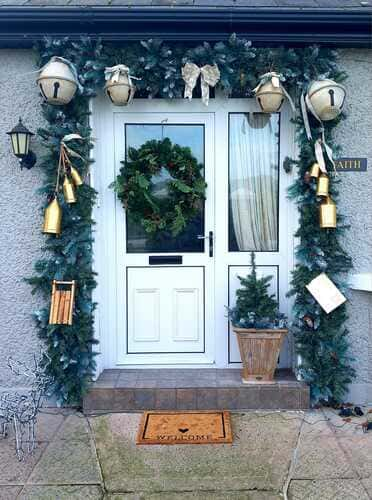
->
<box><xmin>83</xmin><ymin>385</ymin><xmax>310</xmax><ymax>413</ymax></box>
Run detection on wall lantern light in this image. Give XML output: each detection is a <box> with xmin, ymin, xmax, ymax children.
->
<box><xmin>7</xmin><ymin>118</ymin><xmax>37</xmax><ymax>170</ymax></box>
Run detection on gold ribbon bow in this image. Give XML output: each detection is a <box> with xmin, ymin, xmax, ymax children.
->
<box><xmin>181</xmin><ymin>63</ymin><xmax>220</xmax><ymax>106</ymax></box>
<box><xmin>253</xmin><ymin>72</ymin><xmax>296</xmax><ymax>113</ymax></box>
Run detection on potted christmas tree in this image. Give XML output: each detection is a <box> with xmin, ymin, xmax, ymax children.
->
<box><xmin>228</xmin><ymin>252</ymin><xmax>287</xmax><ymax>384</ymax></box>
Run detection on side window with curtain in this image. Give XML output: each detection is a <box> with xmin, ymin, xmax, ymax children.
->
<box><xmin>228</xmin><ymin>113</ymin><xmax>280</xmax><ymax>252</ymax></box>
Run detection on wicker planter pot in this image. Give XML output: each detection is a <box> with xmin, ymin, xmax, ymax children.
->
<box><xmin>232</xmin><ymin>326</ymin><xmax>288</xmax><ymax>384</ymax></box>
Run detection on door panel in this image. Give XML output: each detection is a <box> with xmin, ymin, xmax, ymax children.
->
<box><xmin>127</xmin><ymin>267</ymin><xmax>205</xmax><ymax>353</ymax></box>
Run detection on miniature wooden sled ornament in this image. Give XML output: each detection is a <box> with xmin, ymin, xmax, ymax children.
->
<box><xmin>49</xmin><ymin>280</ymin><xmax>76</xmax><ymax>325</ymax></box>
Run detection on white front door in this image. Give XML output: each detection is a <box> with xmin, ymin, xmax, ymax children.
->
<box><xmin>115</xmin><ymin>112</ymin><xmax>215</xmax><ymax>364</ymax></box>
<box><xmin>92</xmin><ymin>96</ymin><xmax>295</xmax><ymax>370</ymax></box>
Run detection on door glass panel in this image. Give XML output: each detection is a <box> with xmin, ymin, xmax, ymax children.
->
<box><xmin>125</xmin><ymin>124</ymin><xmax>205</xmax><ymax>253</ymax></box>
<box><xmin>229</xmin><ymin>113</ymin><xmax>280</xmax><ymax>252</ymax></box>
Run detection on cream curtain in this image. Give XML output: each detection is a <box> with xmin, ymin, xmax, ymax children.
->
<box><xmin>229</xmin><ymin>113</ymin><xmax>279</xmax><ymax>251</ymax></box>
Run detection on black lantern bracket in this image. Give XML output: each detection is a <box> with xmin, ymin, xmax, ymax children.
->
<box><xmin>7</xmin><ymin>117</ymin><xmax>37</xmax><ymax>170</ymax></box>
<box><xmin>19</xmin><ymin>150</ymin><xmax>37</xmax><ymax>170</ymax></box>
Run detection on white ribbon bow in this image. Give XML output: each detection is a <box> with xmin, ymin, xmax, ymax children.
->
<box><xmin>104</xmin><ymin>64</ymin><xmax>140</xmax><ymax>84</ymax></box>
<box><xmin>253</xmin><ymin>72</ymin><xmax>296</xmax><ymax>113</ymax></box>
<box><xmin>182</xmin><ymin>63</ymin><xmax>220</xmax><ymax>106</ymax></box>
<box><xmin>60</xmin><ymin>133</ymin><xmax>87</xmax><ymax>162</ymax></box>
<box><xmin>300</xmin><ymin>91</ymin><xmax>336</xmax><ymax>174</ymax></box>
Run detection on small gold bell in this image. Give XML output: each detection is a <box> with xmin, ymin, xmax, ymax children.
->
<box><xmin>320</xmin><ymin>196</ymin><xmax>337</xmax><ymax>228</ymax></box>
<box><xmin>310</xmin><ymin>162</ymin><xmax>320</xmax><ymax>178</ymax></box>
<box><xmin>43</xmin><ymin>197</ymin><xmax>62</xmax><ymax>235</ymax></box>
<box><xmin>63</xmin><ymin>176</ymin><xmax>77</xmax><ymax>203</ymax></box>
<box><xmin>70</xmin><ymin>166</ymin><xmax>83</xmax><ymax>186</ymax></box>
<box><xmin>316</xmin><ymin>173</ymin><xmax>329</xmax><ymax>197</ymax></box>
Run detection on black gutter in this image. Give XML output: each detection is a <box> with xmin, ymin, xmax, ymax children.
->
<box><xmin>0</xmin><ymin>7</ymin><xmax>370</xmax><ymax>48</ymax></box>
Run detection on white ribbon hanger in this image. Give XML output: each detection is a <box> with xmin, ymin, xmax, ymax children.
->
<box><xmin>301</xmin><ymin>92</ymin><xmax>336</xmax><ymax>173</ymax></box>
<box><xmin>253</xmin><ymin>72</ymin><xmax>296</xmax><ymax>113</ymax></box>
<box><xmin>104</xmin><ymin>64</ymin><xmax>140</xmax><ymax>84</ymax></box>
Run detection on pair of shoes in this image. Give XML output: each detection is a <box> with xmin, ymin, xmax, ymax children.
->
<box><xmin>339</xmin><ymin>406</ymin><xmax>364</xmax><ymax>417</ymax></box>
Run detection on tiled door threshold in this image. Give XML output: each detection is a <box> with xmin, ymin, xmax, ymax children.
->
<box><xmin>83</xmin><ymin>369</ymin><xmax>309</xmax><ymax>413</ymax></box>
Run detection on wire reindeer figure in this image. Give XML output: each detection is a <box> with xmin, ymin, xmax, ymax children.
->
<box><xmin>0</xmin><ymin>352</ymin><xmax>52</xmax><ymax>460</ymax></box>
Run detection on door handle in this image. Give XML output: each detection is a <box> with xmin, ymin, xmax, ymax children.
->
<box><xmin>197</xmin><ymin>231</ymin><xmax>213</xmax><ymax>257</ymax></box>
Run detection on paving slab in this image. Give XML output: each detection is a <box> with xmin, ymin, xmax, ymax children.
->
<box><xmin>0</xmin><ymin>439</ymin><xmax>47</xmax><ymax>485</ymax></box>
<box><xmin>338</xmin><ymin>435</ymin><xmax>372</xmax><ymax>478</ymax></box>
<box><xmin>361</xmin><ymin>476</ymin><xmax>372</xmax><ymax>496</ymax></box>
<box><xmin>90</xmin><ymin>412</ymin><xmax>301</xmax><ymax>494</ymax></box>
<box><xmin>288</xmin><ymin>479</ymin><xmax>370</xmax><ymax>500</ymax></box>
<box><xmin>27</xmin><ymin>435</ymin><xmax>101</xmax><ymax>485</ymax></box>
<box><xmin>105</xmin><ymin>492</ymin><xmax>281</xmax><ymax>499</ymax></box>
<box><xmin>299</xmin><ymin>410</ymin><xmax>333</xmax><ymax>437</ymax></box>
<box><xmin>18</xmin><ymin>484</ymin><xmax>104</xmax><ymax>499</ymax></box>
<box><xmin>35</xmin><ymin>410</ymin><xmax>65</xmax><ymax>442</ymax></box>
<box><xmin>292</xmin><ymin>432</ymin><xmax>355</xmax><ymax>480</ymax></box>
<box><xmin>0</xmin><ymin>486</ymin><xmax>22</xmax><ymax>499</ymax></box>
<box><xmin>53</xmin><ymin>413</ymin><xmax>91</xmax><ymax>442</ymax></box>
<box><xmin>1</xmin><ymin>411</ymin><xmax>65</xmax><ymax>444</ymax></box>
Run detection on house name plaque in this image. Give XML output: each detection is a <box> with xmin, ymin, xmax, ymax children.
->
<box><xmin>335</xmin><ymin>158</ymin><xmax>367</xmax><ymax>172</ymax></box>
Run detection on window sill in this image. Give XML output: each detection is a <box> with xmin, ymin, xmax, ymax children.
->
<box><xmin>349</xmin><ymin>273</ymin><xmax>372</xmax><ymax>292</ymax></box>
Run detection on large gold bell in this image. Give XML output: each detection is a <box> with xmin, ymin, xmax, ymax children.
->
<box><xmin>70</xmin><ymin>166</ymin><xmax>83</xmax><ymax>186</ymax></box>
<box><xmin>310</xmin><ymin>162</ymin><xmax>320</xmax><ymax>178</ymax></box>
<box><xmin>63</xmin><ymin>176</ymin><xmax>77</xmax><ymax>203</ymax></box>
<box><xmin>43</xmin><ymin>197</ymin><xmax>62</xmax><ymax>235</ymax></box>
<box><xmin>316</xmin><ymin>173</ymin><xmax>329</xmax><ymax>197</ymax></box>
<box><xmin>320</xmin><ymin>196</ymin><xmax>336</xmax><ymax>228</ymax></box>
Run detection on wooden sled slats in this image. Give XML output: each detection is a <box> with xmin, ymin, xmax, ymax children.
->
<box><xmin>49</xmin><ymin>280</ymin><xmax>76</xmax><ymax>325</ymax></box>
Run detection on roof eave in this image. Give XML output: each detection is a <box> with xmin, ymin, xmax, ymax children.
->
<box><xmin>0</xmin><ymin>7</ymin><xmax>371</xmax><ymax>48</ymax></box>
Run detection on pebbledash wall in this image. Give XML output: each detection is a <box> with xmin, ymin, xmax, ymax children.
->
<box><xmin>0</xmin><ymin>48</ymin><xmax>371</xmax><ymax>403</ymax></box>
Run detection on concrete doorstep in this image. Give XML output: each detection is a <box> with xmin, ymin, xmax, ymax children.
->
<box><xmin>83</xmin><ymin>369</ymin><xmax>310</xmax><ymax>413</ymax></box>
<box><xmin>0</xmin><ymin>408</ymin><xmax>370</xmax><ymax>499</ymax></box>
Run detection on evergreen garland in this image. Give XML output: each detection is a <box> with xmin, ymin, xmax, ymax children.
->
<box><xmin>287</xmin><ymin>114</ymin><xmax>355</xmax><ymax>404</ymax></box>
<box><xmin>30</xmin><ymin>36</ymin><xmax>353</xmax><ymax>405</ymax></box>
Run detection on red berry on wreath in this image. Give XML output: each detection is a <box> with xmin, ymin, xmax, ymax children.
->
<box><xmin>168</xmin><ymin>162</ymin><xmax>175</xmax><ymax>168</ymax></box>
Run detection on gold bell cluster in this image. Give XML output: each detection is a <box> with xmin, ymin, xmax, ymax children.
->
<box><xmin>308</xmin><ymin>162</ymin><xmax>336</xmax><ymax>229</ymax></box>
<box><xmin>43</xmin><ymin>139</ymin><xmax>84</xmax><ymax>236</ymax></box>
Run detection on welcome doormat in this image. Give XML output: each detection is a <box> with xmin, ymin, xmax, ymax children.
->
<box><xmin>136</xmin><ymin>410</ymin><xmax>233</xmax><ymax>445</ymax></box>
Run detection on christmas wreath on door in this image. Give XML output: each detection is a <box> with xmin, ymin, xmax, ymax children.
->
<box><xmin>112</xmin><ymin>137</ymin><xmax>207</xmax><ymax>236</ymax></box>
